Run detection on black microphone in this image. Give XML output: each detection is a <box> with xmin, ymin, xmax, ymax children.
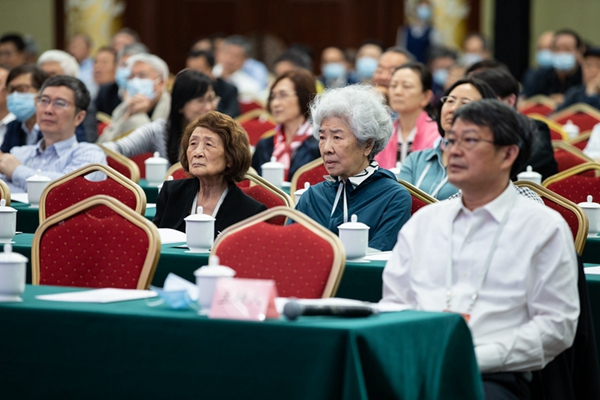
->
<box><xmin>283</xmin><ymin>300</ymin><xmax>378</xmax><ymax>320</ymax></box>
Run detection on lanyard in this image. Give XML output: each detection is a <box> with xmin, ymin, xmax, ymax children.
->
<box><xmin>445</xmin><ymin>193</ymin><xmax>515</xmax><ymax>315</ymax></box>
<box><xmin>330</xmin><ymin>181</ymin><xmax>349</xmax><ymax>223</ymax></box>
<box><xmin>415</xmin><ymin>161</ymin><xmax>448</xmax><ymax>198</ymax></box>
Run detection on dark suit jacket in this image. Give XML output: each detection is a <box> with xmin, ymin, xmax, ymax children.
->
<box><xmin>514</xmin><ymin>119</ymin><xmax>558</xmax><ymax>181</ymax></box>
<box><xmin>214</xmin><ymin>78</ymin><xmax>240</xmax><ymax>118</ymax></box>
<box><xmin>153</xmin><ymin>178</ymin><xmax>267</xmax><ymax>237</ymax></box>
<box><xmin>95</xmin><ymin>82</ymin><xmax>121</xmax><ymax>116</ymax></box>
<box><xmin>252</xmin><ymin>136</ymin><xmax>321</xmax><ymax>180</ymax></box>
<box><xmin>0</xmin><ymin>120</ymin><xmax>87</xmax><ymax>153</ymax></box>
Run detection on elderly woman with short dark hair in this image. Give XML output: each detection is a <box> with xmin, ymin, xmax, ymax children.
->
<box><xmin>295</xmin><ymin>85</ymin><xmax>411</xmax><ymax>251</ymax></box>
<box><xmin>153</xmin><ymin>111</ymin><xmax>267</xmax><ymax>236</ymax></box>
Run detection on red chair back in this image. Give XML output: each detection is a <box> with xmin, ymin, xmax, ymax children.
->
<box><xmin>130</xmin><ymin>152</ymin><xmax>154</xmax><ymax>179</ymax></box>
<box><xmin>545</xmin><ymin>175</ymin><xmax>600</xmax><ymax>204</ymax></box>
<box><xmin>554</xmin><ymin>149</ymin><xmax>592</xmax><ymax>173</ymax></box>
<box><xmin>240</xmin><ymin>185</ymin><xmax>287</xmax><ymax>225</ymax></box>
<box><xmin>397</xmin><ymin>180</ymin><xmax>438</xmax><ymax>215</ymax></box>
<box><xmin>240</xmin><ymin>119</ymin><xmax>276</xmax><ymax>146</ymax></box>
<box><xmin>520</xmin><ymin>103</ymin><xmax>555</xmax><ymax>117</ymax></box>
<box><xmin>552</xmin><ymin>104</ymin><xmax>600</xmax><ymax>132</ymax></box>
<box><xmin>290</xmin><ymin>159</ymin><xmax>328</xmax><ymax>203</ymax></box>
<box><xmin>238</xmin><ymin>100</ymin><xmax>264</xmax><ymax>114</ymax></box>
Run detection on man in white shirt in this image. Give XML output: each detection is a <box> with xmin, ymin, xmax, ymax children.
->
<box><xmin>213</xmin><ymin>36</ymin><xmax>262</xmax><ymax>100</ymax></box>
<box><xmin>381</xmin><ymin>99</ymin><xmax>579</xmax><ymax>399</ymax></box>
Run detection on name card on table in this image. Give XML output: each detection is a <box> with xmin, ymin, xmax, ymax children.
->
<box><xmin>209</xmin><ymin>278</ymin><xmax>279</xmax><ymax>321</ymax></box>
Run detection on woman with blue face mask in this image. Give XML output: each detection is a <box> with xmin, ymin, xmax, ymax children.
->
<box><xmin>0</xmin><ymin>64</ymin><xmax>49</xmax><ymax>153</ymax></box>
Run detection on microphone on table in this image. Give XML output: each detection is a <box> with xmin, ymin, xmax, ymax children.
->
<box><xmin>283</xmin><ymin>299</ymin><xmax>378</xmax><ymax>320</ymax></box>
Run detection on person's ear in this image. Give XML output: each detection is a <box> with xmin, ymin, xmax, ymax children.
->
<box><xmin>73</xmin><ymin>109</ymin><xmax>86</xmax><ymax>126</ymax></box>
<box><xmin>500</xmin><ymin>144</ymin><xmax>519</xmax><ymax>171</ymax></box>
<box><xmin>363</xmin><ymin>138</ymin><xmax>374</xmax><ymax>157</ymax></box>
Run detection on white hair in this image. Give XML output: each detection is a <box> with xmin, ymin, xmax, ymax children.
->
<box><xmin>310</xmin><ymin>84</ymin><xmax>393</xmax><ymax>158</ymax></box>
<box><xmin>126</xmin><ymin>53</ymin><xmax>169</xmax><ymax>82</ymax></box>
<box><xmin>37</xmin><ymin>50</ymin><xmax>80</xmax><ymax>78</ymax></box>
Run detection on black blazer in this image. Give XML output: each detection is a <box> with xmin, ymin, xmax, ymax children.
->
<box><xmin>153</xmin><ymin>178</ymin><xmax>267</xmax><ymax>237</ymax></box>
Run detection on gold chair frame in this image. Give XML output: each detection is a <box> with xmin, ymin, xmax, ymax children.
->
<box><xmin>519</xmin><ymin>95</ymin><xmax>557</xmax><ymax>109</ymax></box>
<box><xmin>568</xmin><ymin>130</ymin><xmax>592</xmax><ymax>147</ymax></box>
<box><xmin>397</xmin><ymin>179</ymin><xmax>438</xmax><ymax>205</ymax></box>
<box><xmin>289</xmin><ymin>158</ymin><xmax>326</xmax><ymax>204</ymax></box>
<box><xmin>514</xmin><ymin>180</ymin><xmax>588</xmax><ymax>255</ymax></box>
<box><xmin>32</xmin><ymin>195</ymin><xmax>161</xmax><ymax>289</ymax></box>
<box><xmin>528</xmin><ymin>114</ymin><xmax>569</xmax><ymax>141</ymax></box>
<box><xmin>234</xmin><ymin>108</ymin><xmax>275</xmax><ymax>124</ymax></box>
<box><xmin>244</xmin><ymin>172</ymin><xmax>293</xmax><ymax>208</ymax></box>
<box><xmin>550</xmin><ymin>102</ymin><xmax>600</xmax><ymax>122</ymax></box>
<box><xmin>0</xmin><ymin>178</ymin><xmax>10</xmax><ymax>206</ymax></box>
<box><xmin>551</xmin><ymin>140</ymin><xmax>595</xmax><ymax>162</ymax></box>
<box><xmin>99</xmin><ymin>145</ymin><xmax>141</xmax><ymax>183</ymax></box>
<box><xmin>38</xmin><ymin>163</ymin><xmax>147</xmax><ymax>223</ymax></box>
<box><xmin>211</xmin><ymin>206</ymin><xmax>346</xmax><ymax>298</ymax></box>
<box><xmin>542</xmin><ymin>161</ymin><xmax>600</xmax><ymax>186</ymax></box>
<box><xmin>96</xmin><ymin>111</ymin><xmax>112</xmax><ymax>124</ymax></box>
<box><xmin>164</xmin><ymin>162</ymin><xmax>191</xmax><ymax>180</ymax></box>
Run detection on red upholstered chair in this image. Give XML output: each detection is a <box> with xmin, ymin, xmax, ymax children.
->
<box><xmin>518</xmin><ymin>95</ymin><xmax>556</xmax><ymax>116</ymax></box>
<box><xmin>211</xmin><ymin>206</ymin><xmax>345</xmax><ymax>298</ymax></box>
<box><xmin>238</xmin><ymin>99</ymin><xmax>265</xmax><ymax>115</ymax></box>
<box><xmin>569</xmin><ymin>130</ymin><xmax>592</xmax><ymax>150</ymax></box>
<box><xmin>398</xmin><ymin>179</ymin><xmax>438</xmax><ymax>215</ymax></box>
<box><xmin>551</xmin><ymin>103</ymin><xmax>600</xmax><ymax>133</ymax></box>
<box><xmin>100</xmin><ymin>145</ymin><xmax>141</xmax><ymax>183</ymax></box>
<box><xmin>515</xmin><ymin>181</ymin><xmax>588</xmax><ymax>255</ymax></box>
<box><xmin>237</xmin><ymin>173</ymin><xmax>292</xmax><ymax>225</ymax></box>
<box><xmin>542</xmin><ymin>162</ymin><xmax>600</xmax><ymax>205</ymax></box>
<box><xmin>164</xmin><ymin>162</ymin><xmax>190</xmax><ymax>181</ymax></box>
<box><xmin>130</xmin><ymin>152</ymin><xmax>154</xmax><ymax>179</ymax></box>
<box><xmin>39</xmin><ymin>163</ymin><xmax>146</xmax><ymax>223</ymax></box>
<box><xmin>96</xmin><ymin>112</ymin><xmax>112</xmax><ymax>137</ymax></box>
<box><xmin>235</xmin><ymin>109</ymin><xmax>276</xmax><ymax>146</ymax></box>
<box><xmin>0</xmin><ymin>178</ymin><xmax>10</xmax><ymax>206</ymax></box>
<box><xmin>290</xmin><ymin>158</ymin><xmax>328</xmax><ymax>204</ymax></box>
<box><xmin>552</xmin><ymin>141</ymin><xmax>595</xmax><ymax>173</ymax></box>
<box><xmin>529</xmin><ymin>114</ymin><xmax>569</xmax><ymax>141</ymax></box>
<box><xmin>32</xmin><ymin>195</ymin><xmax>161</xmax><ymax>289</ymax></box>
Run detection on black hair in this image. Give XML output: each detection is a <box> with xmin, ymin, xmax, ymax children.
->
<box><xmin>452</xmin><ymin>99</ymin><xmax>534</xmax><ymax>178</ymax></box>
<box><xmin>465</xmin><ymin>59</ymin><xmax>506</xmax><ymax>75</ymax></box>
<box><xmin>427</xmin><ymin>46</ymin><xmax>457</xmax><ymax>64</ymax></box>
<box><xmin>6</xmin><ymin>64</ymin><xmax>49</xmax><ymax>89</ymax></box>
<box><xmin>40</xmin><ymin>75</ymin><xmax>90</xmax><ymax>111</ymax></box>
<box><xmin>554</xmin><ymin>29</ymin><xmax>582</xmax><ymax>49</ymax></box>
<box><xmin>470</xmin><ymin>67</ymin><xmax>519</xmax><ymax>102</ymax></box>
<box><xmin>0</xmin><ymin>33</ymin><xmax>25</xmax><ymax>52</ymax></box>
<box><xmin>275</xmin><ymin>49</ymin><xmax>313</xmax><ymax>72</ymax></box>
<box><xmin>166</xmin><ymin>69</ymin><xmax>213</xmax><ymax>165</ymax></box>
<box><xmin>188</xmin><ymin>50</ymin><xmax>215</xmax><ymax>68</ymax></box>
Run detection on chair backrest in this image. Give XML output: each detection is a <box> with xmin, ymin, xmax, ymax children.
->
<box><xmin>552</xmin><ymin>141</ymin><xmax>595</xmax><ymax>173</ymax></box>
<box><xmin>130</xmin><ymin>152</ymin><xmax>154</xmax><ymax>179</ymax></box>
<box><xmin>100</xmin><ymin>145</ymin><xmax>141</xmax><ymax>183</ymax></box>
<box><xmin>164</xmin><ymin>162</ymin><xmax>190</xmax><ymax>181</ymax></box>
<box><xmin>290</xmin><ymin>158</ymin><xmax>328</xmax><ymax>203</ymax></box>
<box><xmin>515</xmin><ymin>181</ymin><xmax>588</xmax><ymax>255</ymax></box>
<box><xmin>0</xmin><ymin>178</ymin><xmax>10</xmax><ymax>206</ymax></box>
<box><xmin>551</xmin><ymin>103</ymin><xmax>600</xmax><ymax>132</ymax></box>
<box><xmin>238</xmin><ymin>99</ymin><xmax>265</xmax><ymax>115</ymax></box>
<box><xmin>542</xmin><ymin>162</ymin><xmax>600</xmax><ymax>204</ymax></box>
<box><xmin>32</xmin><ymin>195</ymin><xmax>161</xmax><ymax>289</ymax></box>
<box><xmin>235</xmin><ymin>109</ymin><xmax>276</xmax><ymax>146</ymax></box>
<box><xmin>39</xmin><ymin>163</ymin><xmax>146</xmax><ymax>223</ymax></box>
<box><xmin>529</xmin><ymin>113</ymin><xmax>569</xmax><ymax>141</ymax></box>
<box><xmin>569</xmin><ymin>130</ymin><xmax>592</xmax><ymax>150</ymax></box>
<box><xmin>398</xmin><ymin>179</ymin><xmax>438</xmax><ymax>215</ymax></box>
<box><xmin>211</xmin><ymin>206</ymin><xmax>345</xmax><ymax>298</ymax></box>
<box><xmin>237</xmin><ymin>173</ymin><xmax>292</xmax><ymax>225</ymax></box>
<box><xmin>518</xmin><ymin>95</ymin><xmax>556</xmax><ymax>116</ymax></box>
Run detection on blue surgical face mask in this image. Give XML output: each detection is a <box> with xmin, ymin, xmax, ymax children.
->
<box><xmin>552</xmin><ymin>52</ymin><xmax>576</xmax><ymax>71</ymax></box>
<box><xmin>416</xmin><ymin>4</ymin><xmax>432</xmax><ymax>21</ymax></box>
<box><xmin>355</xmin><ymin>57</ymin><xmax>378</xmax><ymax>80</ymax></box>
<box><xmin>115</xmin><ymin>66</ymin><xmax>131</xmax><ymax>89</ymax></box>
<box><xmin>7</xmin><ymin>92</ymin><xmax>37</xmax><ymax>122</ymax></box>
<box><xmin>149</xmin><ymin>286</ymin><xmax>195</xmax><ymax>310</ymax></box>
<box><xmin>432</xmin><ymin>68</ymin><xmax>449</xmax><ymax>86</ymax></box>
<box><xmin>536</xmin><ymin>50</ymin><xmax>554</xmax><ymax>68</ymax></box>
<box><xmin>126</xmin><ymin>77</ymin><xmax>156</xmax><ymax>100</ymax></box>
<box><xmin>322</xmin><ymin>62</ymin><xmax>346</xmax><ymax>80</ymax></box>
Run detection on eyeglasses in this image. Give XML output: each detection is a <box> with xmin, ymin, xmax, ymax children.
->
<box><xmin>36</xmin><ymin>96</ymin><xmax>72</xmax><ymax>110</ymax></box>
<box><xmin>440</xmin><ymin>96</ymin><xmax>475</xmax><ymax>107</ymax></box>
<box><xmin>193</xmin><ymin>95</ymin><xmax>221</xmax><ymax>107</ymax></box>
<box><xmin>5</xmin><ymin>84</ymin><xmax>35</xmax><ymax>94</ymax></box>
<box><xmin>441</xmin><ymin>136</ymin><xmax>495</xmax><ymax>151</ymax></box>
<box><xmin>268</xmin><ymin>91</ymin><xmax>296</xmax><ymax>102</ymax></box>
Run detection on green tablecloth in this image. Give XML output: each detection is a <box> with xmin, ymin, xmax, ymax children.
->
<box><xmin>583</xmin><ymin>236</ymin><xmax>600</xmax><ymax>264</ymax></box>
<box><xmin>0</xmin><ymin>285</ymin><xmax>483</xmax><ymax>400</ymax></box>
<box><xmin>139</xmin><ymin>178</ymin><xmax>159</xmax><ymax>203</ymax></box>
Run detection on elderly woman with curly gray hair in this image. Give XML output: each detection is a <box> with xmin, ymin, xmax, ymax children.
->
<box><xmin>295</xmin><ymin>85</ymin><xmax>411</xmax><ymax>251</ymax></box>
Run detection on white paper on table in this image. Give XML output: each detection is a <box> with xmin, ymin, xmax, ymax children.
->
<box><xmin>158</xmin><ymin>228</ymin><xmax>186</xmax><ymax>244</ymax></box>
<box><xmin>10</xmin><ymin>193</ymin><xmax>29</xmax><ymax>203</ymax></box>
<box><xmin>146</xmin><ymin>203</ymin><xmax>156</xmax><ymax>209</ymax></box>
<box><xmin>364</xmin><ymin>251</ymin><xmax>392</xmax><ymax>261</ymax></box>
<box><xmin>163</xmin><ymin>273</ymin><xmax>198</xmax><ymax>300</ymax></box>
<box><xmin>275</xmin><ymin>297</ymin><xmax>409</xmax><ymax>314</ymax></box>
<box><xmin>584</xmin><ymin>265</ymin><xmax>600</xmax><ymax>275</ymax></box>
<box><xmin>35</xmin><ymin>288</ymin><xmax>157</xmax><ymax>303</ymax></box>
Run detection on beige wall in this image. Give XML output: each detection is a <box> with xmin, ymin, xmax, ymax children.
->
<box><xmin>0</xmin><ymin>0</ymin><xmax>55</xmax><ymax>53</ymax></box>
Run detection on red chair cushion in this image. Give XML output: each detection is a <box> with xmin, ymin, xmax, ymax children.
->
<box><xmin>239</xmin><ymin>100</ymin><xmax>264</xmax><ymax>115</ymax></box>
<box><xmin>107</xmin><ymin>156</ymin><xmax>134</xmax><ymax>180</ymax></box>
<box><xmin>554</xmin><ymin>149</ymin><xmax>591</xmax><ymax>173</ymax></box>
<box><xmin>44</xmin><ymin>175</ymin><xmax>139</xmax><ymax>219</ymax></box>
<box><xmin>541</xmin><ymin>197</ymin><xmax>579</xmax><ymax>242</ymax></box>
<box><xmin>130</xmin><ymin>152</ymin><xmax>154</xmax><ymax>179</ymax></box>
<box><xmin>169</xmin><ymin>167</ymin><xmax>190</xmax><ymax>180</ymax></box>
<box><xmin>240</xmin><ymin>185</ymin><xmax>286</xmax><ymax>225</ymax></box>
<box><xmin>39</xmin><ymin>208</ymin><xmax>150</xmax><ymax>288</ymax></box>
<box><xmin>97</xmin><ymin>121</ymin><xmax>109</xmax><ymax>136</ymax></box>
<box><xmin>553</xmin><ymin>112</ymin><xmax>600</xmax><ymax>133</ymax></box>
<box><xmin>215</xmin><ymin>222</ymin><xmax>335</xmax><ymax>298</ymax></box>
<box><xmin>410</xmin><ymin>195</ymin><xmax>429</xmax><ymax>215</ymax></box>
<box><xmin>546</xmin><ymin>175</ymin><xmax>600</xmax><ymax>204</ymax></box>
<box><xmin>240</xmin><ymin>119</ymin><xmax>276</xmax><ymax>146</ymax></box>
<box><xmin>520</xmin><ymin>104</ymin><xmax>554</xmax><ymax>116</ymax></box>
<box><xmin>295</xmin><ymin>163</ymin><xmax>328</xmax><ymax>189</ymax></box>
<box><xmin>571</xmin><ymin>139</ymin><xmax>588</xmax><ymax>150</ymax></box>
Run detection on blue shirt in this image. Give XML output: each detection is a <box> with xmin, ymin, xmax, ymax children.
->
<box><xmin>3</xmin><ymin>135</ymin><xmax>107</xmax><ymax>193</ymax></box>
<box><xmin>399</xmin><ymin>141</ymin><xmax>458</xmax><ymax>200</ymax></box>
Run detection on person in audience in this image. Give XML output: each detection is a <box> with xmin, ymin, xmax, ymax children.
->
<box><xmin>37</xmin><ymin>50</ymin><xmax>80</xmax><ymax>78</ymax></box>
<box><xmin>0</xmin><ymin>65</ymin><xmax>15</xmax><ymax>147</ymax></box>
<box><xmin>98</xmin><ymin>53</ymin><xmax>170</xmax><ymax>143</ymax></box>
<box><xmin>0</xmin><ymin>75</ymin><xmax>106</xmax><ymax>193</ymax></box>
<box><xmin>522</xmin><ymin>30</ymin><xmax>554</xmax><ymax>90</ymax></box>
<box><xmin>213</xmin><ymin>36</ymin><xmax>262</xmax><ymax>100</ymax></box>
<box><xmin>399</xmin><ymin>77</ymin><xmax>496</xmax><ymax>199</ymax></box>
<box><xmin>467</xmin><ymin>63</ymin><xmax>558</xmax><ymax>180</ymax></box>
<box><xmin>0</xmin><ymin>34</ymin><xmax>27</xmax><ymax>68</ymax></box>
<box><xmin>444</xmin><ymin>62</ymin><xmax>468</xmax><ymax>91</ymax></box>
<box><xmin>103</xmin><ymin>69</ymin><xmax>218</xmax><ymax>165</ymax></box>
<box><xmin>295</xmin><ymin>85</ymin><xmax>411</xmax><ymax>251</ymax></box>
<box><xmin>1</xmin><ymin>64</ymin><xmax>49</xmax><ymax>153</ymax></box>
<box><xmin>557</xmin><ymin>47</ymin><xmax>600</xmax><ymax>111</ymax></box>
<box><xmin>273</xmin><ymin>49</ymin><xmax>313</xmax><ymax>78</ymax></box>
<box><xmin>111</xmin><ymin>28</ymin><xmax>140</xmax><ymax>53</ymax></box>
<box><xmin>153</xmin><ymin>111</ymin><xmax>267</xmax><ymax>236</ymax></box>
<box><xmin>95</xmin><ymin>43</ymin><xmax>148</xmax><ymax>117</ymax></box>
<box><xmin>460</xmin><ymin>33</ymin><xmax>491</xmax><ymax>67</ymax></box>
<box><xmin>319</xmin><ymin>46</ymin><xmax>358</xmax><ymax>88</ymax></box>
<box><xmin>68</xmin><ymin>33</ymin><xmax>96</xmax><ymax>98</ymax></box>
<box><xmin>186</xmin><ymin>50</ymin><xmax>240</xmax><ymax>118</ymax></box>
<box><xmin>372</xmin><ymin>47</ymin><xmax>414</xmax><ymax>101</ymax></box>
<box><xmin>523</xmin><ymin>29</ymin><xmax>584</xmax><ymax>102</ymax></box>
<box><xmin>93</xmin><ymin>46</ymin><xmax>117</xmax><ymax>90</ymax></box>
<box><xmin>427</xmin><ymin>46</ymin><xmax>457</xmax><ymax>101</ymax></box>
<box><xmin>397</xmin><ymin>0</ymin><xmax>440</xmax><ymax>63</ymax></box>
<box><xmin>381</xmin><ymin>99</ymin><xmax>578</xmax><ymax>399</ymax></box>
<box><xmin>252</xmin><ymin>69</ymin><xmax>319</xmax><ymax>180</ymax></box>
<box><xmin>375</xmin><ymin>62</ymin><xmax>438</xmax><ymax>168</ymax></box>
<box><xmin>354</xmin><ymin>41</ymin><xmax>384</xmax><ymax>83</ymax></box>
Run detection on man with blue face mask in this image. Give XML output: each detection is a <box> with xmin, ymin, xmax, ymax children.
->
<box><xmin>354</xmin><ymin>41</ymin><xmax>383</xmax><ymax>83</ymax></box>
<box><xmin>318</xmin><ymin>47</ymin><xmax>359</xmax><ymax>89</ymax></box>
<box><xmin>97</xmin><ymin>53</ymin><xmax>170</xmax><ymax>143</ymax></box>
<box><xmin>523</xmin><ymin>29</ymin><xmax>583</xmax><ymax>103</ymax></box>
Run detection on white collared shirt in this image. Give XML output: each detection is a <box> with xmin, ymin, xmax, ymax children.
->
<box><xmin>0</xmin><ymin>112</ymin><xmax>16</xmax><ymax>146</ymax></box>
<box><xmin>381</xmin><ymin>183</ymin><xmax>579</xmax><ymax>373</ymax></box>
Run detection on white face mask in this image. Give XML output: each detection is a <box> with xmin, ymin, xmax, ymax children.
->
<box><xmin>126</xmin><ymin>77</ymin><xmax>157</xmax><ymax>100</ymax></box>
<box><xmin>552</xmin><ymin>52</ymin><xmax>577</xmax><ymax>71</ymax></box>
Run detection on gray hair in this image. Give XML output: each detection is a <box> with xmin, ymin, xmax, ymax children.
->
<box><xmin>37</xmin><ymin>50</ymin><xmax>80</xmax><ymax>78</ymax></box>
<box><xmin>116</xmin><ymin>43</ymin><xmax>149</xmax><ymax>64</ymax></box>
<box><xmin>310</xmin><ymin>85</ymin><xmax>393</xmax><ymax>159</ymax></box>
<box><xmin>126</xmin><ymin>53</ymin><xmax>169</xmax><ymax>81</ymax></box>
<box><xmin>224</xmin><ymin>35</ymin><xmax>252</xmax><ymax>56</ymax></box>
